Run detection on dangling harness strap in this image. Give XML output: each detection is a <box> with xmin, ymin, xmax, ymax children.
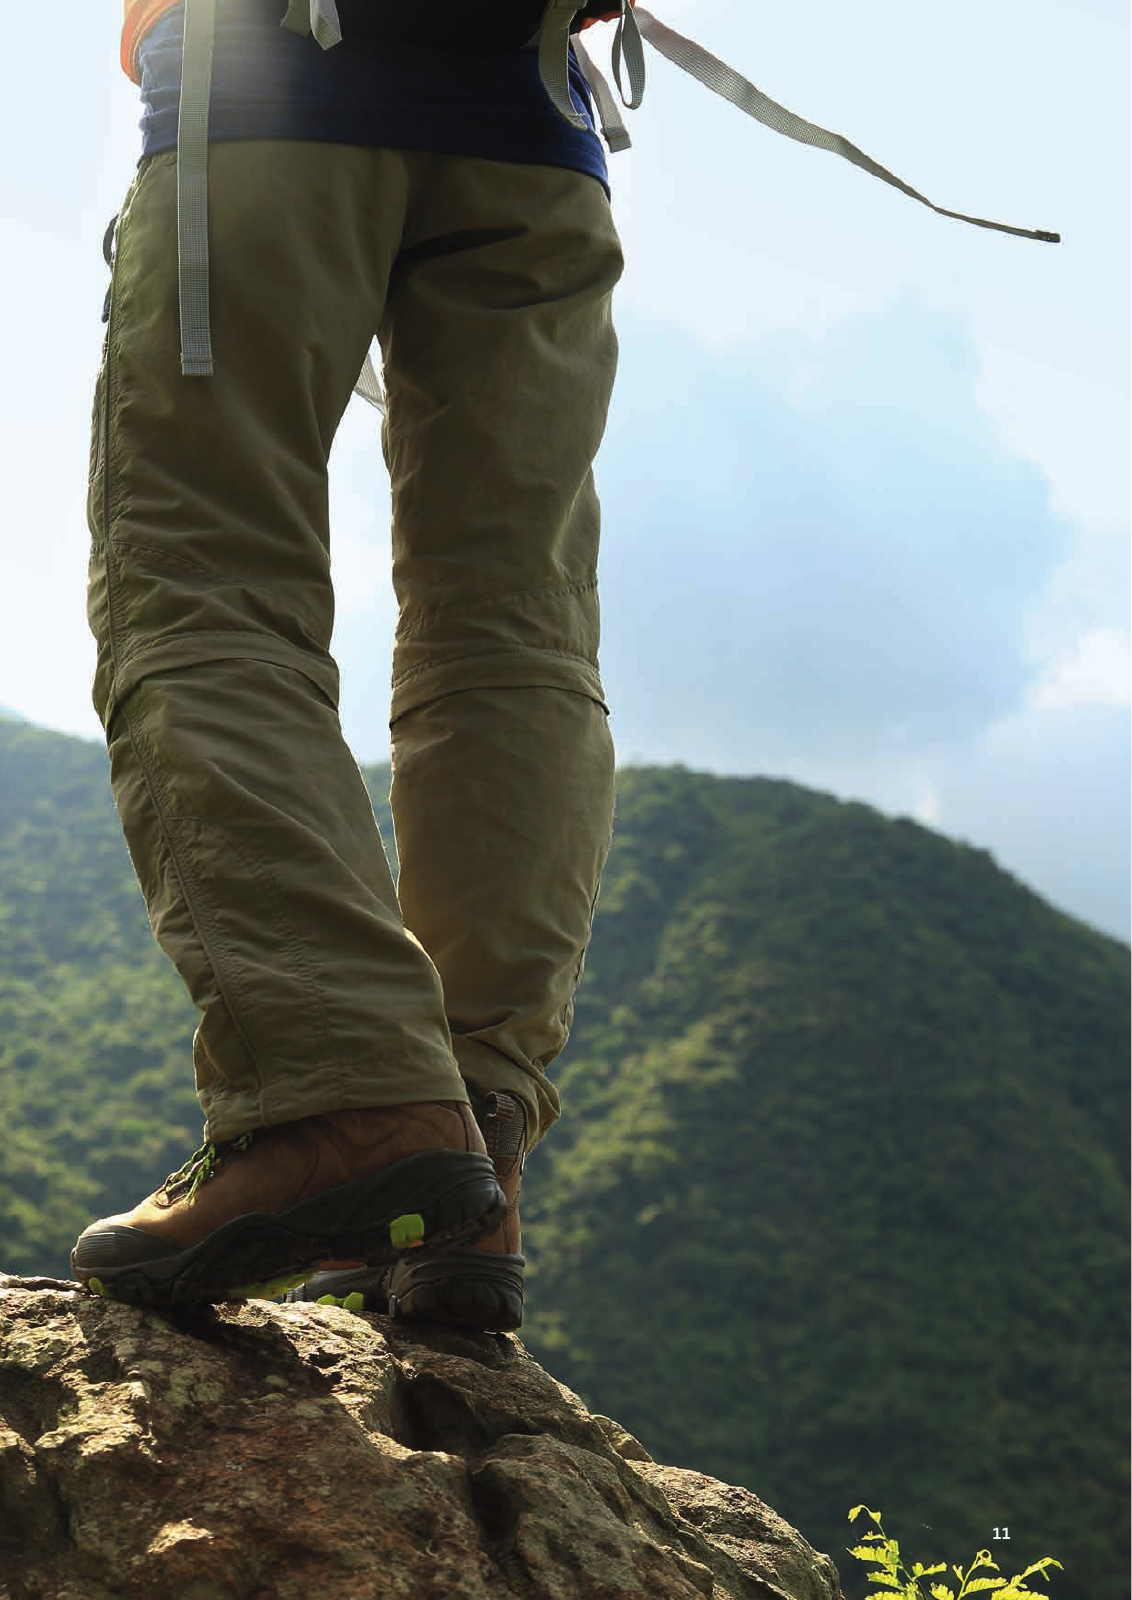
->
<box><xmin>177</xmin><ymin>0</ymin><xmax>217</xmax><ymax>375</ymax></box>
<box><xmin>175</xmin><ymin>0</ymin><xmax>343</xmax><ymax>377</ymax></box>
<box><xmin>537</xmin><ymin>1</ymin><xmax>586</xmax><ymax>130</ymax></box>
<box><xmin>539</xmin><ymin>0</ymin><xmax>644</xmax><ymax>132</ymax></box>
<box><xmin>280</xmin><ymin>0</ymin><xmax>342</xmax><ymax>50</ymax></box>
<box><xmin>355</xmin><ymin>351</ymin><xmax>385</xmax><ymax>412</ymax></box>
<box><xmin>572</xmin><ymin>33</ymin><xmax>632</xmax><ymax>153</ymax></box>
<box><xmin>632</xmin><ymin>7</ymin><xmax>1059</xmax><ymax>244</ymax></box>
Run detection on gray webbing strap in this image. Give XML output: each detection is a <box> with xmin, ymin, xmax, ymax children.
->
<box><xmin>538</xmin><ymin>0</ymin><xmax>588</xmax><ymax>130</ymax></box>
<box><xmin>573</xmin><ymin>35</ymin><xmax>632</xmax><ymax>153</ymax></box>
<box><xmin>609</xmin><ymin>2</ymin><xmax>645</xmax><ymax>111</ymax></box>
<box><xmin>355</xmin><ymin>350</ymin><xmax>385</xmax><ymax>412</ymax></box>
<box><xmin>634</xmin><ymin>8</ymin><xmax>1059</xmax><ymax>244</ymax></box>
<box><xmin>176</xmin><ymin>0</ymin><xmax>345</xmax><ymax>382</ymax></box>
<box><xmin>281</xmin><ymin>0</ymin><xmax>343</xmax><ymax>50</ymax></box>
<box><xmin>177</xmin><ymin>0</ymin><xmax>217</xmax><ymax>375</ymax></box>
<box><xmin>540</xmin><ymin>3</ymin><xmax>646</xmax><ymax>131</ymax></box>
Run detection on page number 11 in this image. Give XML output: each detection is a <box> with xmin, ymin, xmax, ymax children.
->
<box><xmin>993</xmin><ymin>1528</ymin><xmax>1011</xmax><ymax>1540</ymax></box>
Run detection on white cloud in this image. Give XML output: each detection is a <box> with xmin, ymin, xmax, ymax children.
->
<box><xmin>974</xmin><ymin>350</ymin><xmax>1131</xmax><ymax>542</ymax></box>
<box><xmin>596</xmin><ymin>302</ymin><xmax>1070</xmax><ymax>757</ymax></box>
<box><xmin>1030</xmin><ymin>628</ymin><xmax>1131</xmax><ymax>712</ymax></box>
<box><xmin>1021</xmin><ymin>523</ymin><xmax>1131</xmax><ymax>710</ymax></box>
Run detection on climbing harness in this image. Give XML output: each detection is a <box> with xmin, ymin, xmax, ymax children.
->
<box><xmin>147</xmin><ymin>0</ymin><xmax>1060</xmax><ymax>398</ymax></box>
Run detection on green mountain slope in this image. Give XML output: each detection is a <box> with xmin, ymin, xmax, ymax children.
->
<box><xmin>0</xmin><ymin>724</ymin><xmax>1126</xmax><ymax>1598</ymax></box>
<box><xmin>517</xmin><ymin>766</ymin><xmax>1129</xmax><ymax>1599</ymax></box>
<box><xmin>0</xmin><ymin>722</ymin><xmax>201</xmax><ymax>1269</ymax></box>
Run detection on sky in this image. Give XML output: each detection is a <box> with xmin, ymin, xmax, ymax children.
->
<box><xmin>0</xmin><ymin>1</ymin><xmax>1128</xmax><ymax>942</ymax></box>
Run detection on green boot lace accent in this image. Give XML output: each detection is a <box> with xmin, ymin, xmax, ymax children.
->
<box><xmin>390</xmin><ymin>1212</ymin><xmax>425</xmax><ymax>1250</ymax></box>
<box><xmin>315</xmin><ymin>1291</ymin><xmax>367</xmax><ymax>1312</ymax></box>
<box><xmin>160</xmin><ymin>1132</ymin><xmax>256</xmax><ymax>1203</ymax></box>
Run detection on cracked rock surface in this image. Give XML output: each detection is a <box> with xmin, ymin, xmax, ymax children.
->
<box><xmin>0</xmin><ymin>1275</ymin><xmax>844</xmax><ymax>1600</ymax></box>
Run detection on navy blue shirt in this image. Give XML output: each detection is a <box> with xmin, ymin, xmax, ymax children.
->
<box><xmin>138</xmin><ymin>1</ymin><xmax>610</xmax><ymax>193</ymax></box>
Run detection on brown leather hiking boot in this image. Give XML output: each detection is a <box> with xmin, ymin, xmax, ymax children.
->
<box><xmin>71</xmin><ymin>1102</ymin><xmax>507</xmax><ymax>1310</ymax></box>
<box><xmin>288</xmin><ymin>1089</ymin><xmax>527</xmax><ymax>1330</ymax></box>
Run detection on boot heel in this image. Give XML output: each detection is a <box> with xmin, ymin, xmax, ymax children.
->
<box><xmin>385</xmin><ymin>1249</ymin><xmax>526</xmax><ymax>1332</ymax></box>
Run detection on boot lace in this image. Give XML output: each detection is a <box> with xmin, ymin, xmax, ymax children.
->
<box><xmin>159</xmin><ymin>1132</ymin><xmax>255</xmax><ymax>1203</ymax></box>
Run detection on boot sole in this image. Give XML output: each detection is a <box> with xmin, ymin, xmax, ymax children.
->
<box><xmin>386</xmin><ymin>1248</ymin><xmax>526</xmax><ymax>1332</ymax></box>
<box><xmin>294</xmin><ymin>1248</ymin><xmax>526</xmax><ymax>1332</ymax></box>
<box><xmin>77</xmin><ymin>1150</ymin><xmax>507</xmax><ymax>1310</ymax></box>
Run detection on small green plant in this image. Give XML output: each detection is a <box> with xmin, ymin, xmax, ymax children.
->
<box><xmin>845</xmin><ymin>1506</ymin><xmax>1063</xmax><ymax>1599</ymax></box>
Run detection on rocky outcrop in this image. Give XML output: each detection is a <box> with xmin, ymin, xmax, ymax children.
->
<box><xmin>0</xmin><ymin>1275</ymin><xmax>844</xmax><ymax>1600</ymax></box>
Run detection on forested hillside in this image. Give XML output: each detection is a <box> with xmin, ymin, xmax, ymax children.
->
<box><xmin>1</xmin><ymin>720</ymin><xmax>1127</xmax><ymax>1598</ymax></box>
<box><xmin>519</xmin><ymin>765</ymin><xmax>1129</xmax><ymax>1598</ymax></box>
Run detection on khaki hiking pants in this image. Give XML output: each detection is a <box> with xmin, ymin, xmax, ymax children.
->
<box><xmin>87</xmin><ymin>142</ymin><xmax>623</xmax><ymax>1149</ymax></box>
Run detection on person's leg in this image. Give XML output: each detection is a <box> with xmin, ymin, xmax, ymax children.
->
<box><xmin>76</xmin><ymin>141</ymin><xmax>504</xmax><ymax>1306</ymax></box>
<box><xmin>87</xmin><ymin>142</ymin><xmax>468</xmax><ymax>1141</ymax></box>
<box><xmin>381</xmin><ymin>153</ymin><xmax>624</xmax><ymax>1152</ymax></box>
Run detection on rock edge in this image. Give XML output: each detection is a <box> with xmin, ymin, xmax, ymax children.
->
<box><xmin>0</xmin><ymin>1274</ymin><xmax>844</xmax><ymax>1600</ymax></box>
